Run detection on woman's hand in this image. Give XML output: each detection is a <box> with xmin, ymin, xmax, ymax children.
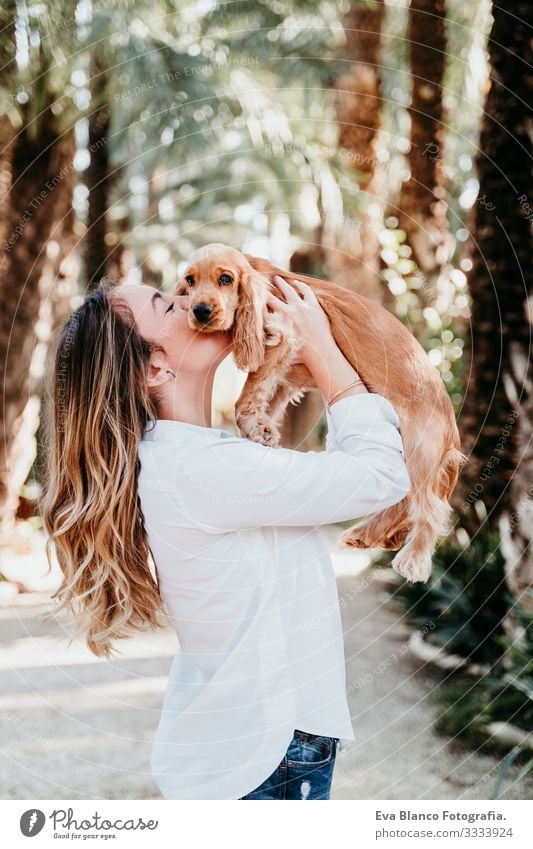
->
<box><xmin>265</xmin><ymin>276</ymin><xmax>336</xmax><ymax>367</ymax></box>
<box><xmin>266</xmin><ymin>274</ymin><xmax>367</xmax><ymax>402</ymax></box>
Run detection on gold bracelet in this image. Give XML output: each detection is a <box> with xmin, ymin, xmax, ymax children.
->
<box><xmin>326</xmin><ymin>379</ymin><xmax>365</xmax><ymax>410</ymax></box>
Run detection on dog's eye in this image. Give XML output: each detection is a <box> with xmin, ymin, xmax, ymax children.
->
<box><xmin>218</xmin><ymin>274</ymin><xmax>233</xmax><ymax>285</ymax></box>
<box><xmin>185</xmin><ymin>275</ymin><xmax>195</xmax><ymax>286</ymax></box>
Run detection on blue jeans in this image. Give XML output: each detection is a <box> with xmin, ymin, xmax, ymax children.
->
<box><xmin>239</xmin><ymin>729</ymin><xmax>339</xmax><ymax>800</ymax></box>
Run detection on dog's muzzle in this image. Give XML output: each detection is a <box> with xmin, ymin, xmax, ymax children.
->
<box><xmin>192</xmin><ymin>303</ymin><xmax>214</xmax><ymax>325</ymax></box>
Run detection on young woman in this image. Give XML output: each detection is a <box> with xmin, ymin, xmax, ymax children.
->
<box><xmin>41</xmin><ymin>273</ymin><xmax>411</xmax><ymax>801</ymax></box>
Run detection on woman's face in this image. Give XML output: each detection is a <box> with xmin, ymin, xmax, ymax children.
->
<box><xmin>112</xmin><ymin>284</ymin><xmax>232</xmax><ymax>375</ymax></box>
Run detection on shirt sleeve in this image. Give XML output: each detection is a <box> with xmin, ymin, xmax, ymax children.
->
<box><xmin>177</xmin><ymin>393</ymin><xmax>412</xmax><ymax>532</ymax></box>
<box><xmin>325</xmin><ymin>391</ymin><xmax>405</xmax><ymax>456</ymax></box>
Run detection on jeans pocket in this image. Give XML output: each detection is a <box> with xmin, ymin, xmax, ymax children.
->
<box><xmin>286</xmin><ymin>731</ymin><xmax>336</xmax><ymax>768</ymax></box>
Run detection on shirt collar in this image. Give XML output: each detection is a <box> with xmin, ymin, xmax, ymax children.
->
<box><xmin>142</xmin><ymin>418</ymin><xmax>233</xmax><ymax>442</ymax></box>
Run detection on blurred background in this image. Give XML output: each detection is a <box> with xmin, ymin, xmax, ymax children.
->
<box><xmin>0</xmin><ymin>0</ymin><xmax>531</xmax><ymax>799</ymax></box>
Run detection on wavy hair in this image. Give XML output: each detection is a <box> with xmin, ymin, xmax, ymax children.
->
<box><xmin>40</xmin><ymin>279</ymin><xmax>166</xmax><ymax>658</ymax></box>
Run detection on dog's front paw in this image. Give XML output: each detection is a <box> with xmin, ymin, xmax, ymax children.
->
<box><xmin>237</xmin><ymin>415</ymin><xmax>280</xmax><ymax>446</ymax></box>
<box><xmin>249</xmin><ymin>420</ymin><xmax>281</xmax><ymax>446</ymax></box>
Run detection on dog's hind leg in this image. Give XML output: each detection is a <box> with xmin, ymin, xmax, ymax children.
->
<box><xmin>390</xmin><ymin>446</ymin><xmax>466</xmax><ymax>582</ymax></box>
<box><xmin>390</xmin><ymin>489</ymin><xmax>455</xmax><ymax>582</ymax></box>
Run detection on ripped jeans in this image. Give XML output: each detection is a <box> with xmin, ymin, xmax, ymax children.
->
<box><xmin>239</xmin><ymin>729</ymin><xmax>339</xmax><ymax>800</ymax></box>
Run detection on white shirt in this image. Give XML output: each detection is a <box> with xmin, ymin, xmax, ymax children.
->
<box><xmin>137</xmin><ymin>392</ymin><xmax>411</xmax><ymax>800</ymax></box>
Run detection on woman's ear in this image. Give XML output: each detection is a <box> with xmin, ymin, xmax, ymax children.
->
<box><xmin>146</xmin><ymin>349</ymin><xmax>171</xmax><ymax>389</ymax></box>
<box><xmin>232</xmin><ymin>269</ymin><xmax>270</xmax><ymax>373</ymax></box>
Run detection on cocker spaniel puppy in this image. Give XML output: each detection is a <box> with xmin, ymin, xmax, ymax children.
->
<box><xmin>175</xmin><ymin>243</ymin><xmax>468</xmax><ymax>583</ymax></box>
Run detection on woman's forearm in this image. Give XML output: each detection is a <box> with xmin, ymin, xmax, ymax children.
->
<box><xmin>303</xmin><ymin>341</ymin><xmax>369</xmax><ymax>405</ymax></box>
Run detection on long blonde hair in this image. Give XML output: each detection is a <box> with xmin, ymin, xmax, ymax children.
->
<box><xmin>40</xmin><ymin>279</ymin><xmax>166</xmax><ymax>658</ymax></box>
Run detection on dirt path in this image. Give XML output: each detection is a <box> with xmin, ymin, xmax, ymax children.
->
<box><xmin>0</xmin><ymin>530</ymin><xmax>530</xmax><ymax>800</ymax></box>
<box><xmin>332</xmin><ymin>542</ymin><xmax>531</xmax><ymax>800</ymax></box>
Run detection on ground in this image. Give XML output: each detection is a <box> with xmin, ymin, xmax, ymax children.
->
<box><xmin>0</xmin><ymin>526</ymin><xmax>530</xmax><ymax>800</ymax></box>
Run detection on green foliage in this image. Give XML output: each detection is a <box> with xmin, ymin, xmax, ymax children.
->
<box><xmin>377</xmin><ymin>224</ymin><xmax>466</xmax><ymax>412</ymax></box>
<box><xmin>379</xmin><ymin>530</ymin><xmax>533</xmax><ymax>795</ymax></box>
<box><xmin>500</xmin><ymin>606</ymin><xmax>533</xmax><ymax>708</ymax></box>
<box><xmin>201</xmin><ymin>0</ymin><xmax>347</xmax><ymax>86</ymax></box>
<box><xmin>433</xmin><ymin>664</ymin><xmax>533</xmax><ymax>744</ymax></box>
<box><xmin>379</xmin><ymin>529</ymin><xmax>512</xmax><ymax>664</ymax></box>
<box><xmin>492</xmin><ymin>748</ymin><xmax>533</xmax><ymax>800</ymax></box>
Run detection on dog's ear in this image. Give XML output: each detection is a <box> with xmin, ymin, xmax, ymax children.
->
<box><xmin>244</xmin><ymin>254</ymin><xmax>275</xmax><ymax>276</ymax></box>
<box><xmin>232</xmin><ymin>269</ymin><xmax>270</xmax><ymax>373</ymax></box>
<box><xmin>174</xmin><ymin>278</ymin><xmax>188</xmax><ymax>296</ymax></box>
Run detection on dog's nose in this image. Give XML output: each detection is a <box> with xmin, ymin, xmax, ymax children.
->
<box><xmin>192</xmin><ymin>303</ymin><xmax>214</xmax><ymax>324</ymax></box>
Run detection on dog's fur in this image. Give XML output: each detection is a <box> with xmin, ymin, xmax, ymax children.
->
<box><xmin>175</xmin><ymin>243</ymin><xmax>468</xmax><ymax>582</ymax></box>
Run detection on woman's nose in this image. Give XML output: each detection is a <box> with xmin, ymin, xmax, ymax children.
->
<box><xmin>175</xmin><ymin>295</ymin><xmax>190</xmax><ymax>311</ymax></box>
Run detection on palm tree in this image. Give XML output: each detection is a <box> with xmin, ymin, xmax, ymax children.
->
<box><xmin>0</xmin><ymin>3</ymin><xmax>76</xmax><ymax>532</ymax></box>
<box><xmin>454</xmin><ymin>0</ymin><xmax>532</xmax><ymax>600</ymax></box>
<box><xmin>0</xmin><ymin>0</ymin><xmax>234</xmax><ymax>525</ymax></box>
<box><xmin>329</xmin><ymin>0</ymin><xmax>386</xmax><ymax>301</ymax></box>
<box><xmin>0</xmin><ymin>0</ymin><xmax>17</xmax><ymax>254</ymax></box>
<box><xmin>0</xmin><ymin>116</ymin><xmax>16</xmax><ymax>254</ymax></box>
<box><xmin>85</xmin><ymin>52</ymin><xmax>111</xmax><ymax>288</ymax></box>
<box><xmin>80</xmin><ymin>0</ymin><xmax>225</xmax><ymax>289</ymax></box>
<box><xmin>398</xmin><ymin>0</ymin><xmax>449</xmax><ymax>280</ymax></box>
<box><xmin>466</xmin><ymin>0</ymin><xmax>533</xmax><ymax>607</ymax></box>
<box><xmin>280</xmin><ymin>243</ymin><xmax>327</xmax><ymax>450</ymax></box>
<box><xmin>334</xmin><ymin>1</ymin><xmax>386</xmax><ymax>192</ymax></box>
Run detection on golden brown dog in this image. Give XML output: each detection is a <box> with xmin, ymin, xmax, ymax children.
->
<box><xmin>175</xmin><ymin>243</ymin><xmax>468</xmax><ymax>583</ymax></box>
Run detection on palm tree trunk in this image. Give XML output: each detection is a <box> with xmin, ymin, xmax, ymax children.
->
<box><xmin>476</xmin><ymin>1</ymin><xmax>533</xmax><ymax>607</ymax></box>
<box><xmin>279</xmin><ymin>243</ymin><xmax>327</xmax><ymax>450</ymax></box>
<box><xmin>398</xmin><ymin>0</ymin><xmax>449</xmax><ymax>278</ymax></box>
<box><xmin>0</xmin><ymin>114</ymin><xmax>75</xmax><ymax>533</ymax></box>
<box><xmin>105</xmin><ymin>212</ymin><xmax>132</xmax><ymax>283</ymax></box>
<box><xmin>330</xmin><ymin>0</ymin><xmax>386</xmax><ymax>301</ymax></box>
<box><xmin>453</xmin><ymin>0</ymin><xmax>532</xmax><ymax>563</ymax></box>
<box><xmin>0</xmin><ymin>116</ymin><xmax>16</xmax><ymax>253</ymax></box>
<box><xmin>9</xmin><ymin>210</ymin><xmax>79</xmax><ymax>530</ymax></box>
<box><xmin>334</xmin><ymin>0</ymin><xmax>385</xmax><ymax>191</ymax></box>
<box><xmin>0</xmin><ymin>1</ymin><xmax>16</xmax><ymax>255</ymax></box>
<box><xmin>85</xmin><ymin>54</ymin><xmax>111</xmax><ymax>290</ymax></box>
